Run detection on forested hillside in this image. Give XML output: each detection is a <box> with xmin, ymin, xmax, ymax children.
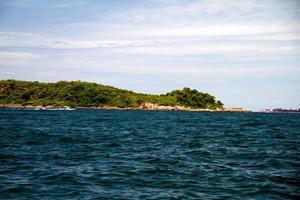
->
<box><xmin>0</xmin><ymin>80</ymin><xmax>223</xmax><ymax>109</ymax></box>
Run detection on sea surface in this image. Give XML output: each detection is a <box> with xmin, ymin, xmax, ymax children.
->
<box><xmin>0</xmin><ymin>109</ymin><xmax>299</xmax><ymax>199</ymax></box>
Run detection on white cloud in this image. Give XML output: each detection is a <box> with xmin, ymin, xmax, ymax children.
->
<box><xmin>0</xmin><ymin>0</ymin><xmax>299</xmax><ymax>110</ymax></box>
<box><xmin>0</xmin><ymin>70</ymin><xmax>16</xmax><ymax>75</ymax></box>
<box><xmin>1</xmin><ymin>0</ymin><xmax>299</xmax><ymax>57</ymax></box>
<box><xmin>0</xmin><ymin>51</ymin><xmax>44</xmax><ymax>67</ymax></box>
<box><xmin>0</xmin><ymin>31</ymin><xmax>299</xmax><ymax>57</ymax></box>
<box><xmin>124</xmin><ymin>24</ymin><xmax>300</xmax><ymax>38</ymax></box>
<box><xmin>137</xmin><ymin>66</ymin><xmax>300</xmax><ymax>76</ymax></box>
<box><xmin>114</xmin><ymin>42</ymin><xmax>298</xmax><ymax>56</ymax></box>
<box><xmin>0</xmin><ymin>51</ymin><xmax>43</xmax><ymax>60</ymax></box>
<box><xmin>0</xmin><ymin>32</ymin><xmax>139</xmax><ymax>49</ymax></box>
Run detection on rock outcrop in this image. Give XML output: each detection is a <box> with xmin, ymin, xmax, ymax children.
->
<box><xmin>139</xmin><ymin>102</ymin><xmax>190</xmax><ymax>111</ymax></box>
<box><xmin>222</xmin><ymin>108</ymin><xmax>251</xmax><ymax>112</ymax></box>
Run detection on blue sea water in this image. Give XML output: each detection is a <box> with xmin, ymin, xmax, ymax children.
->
<box><xmin>0</xmin><ymin>109</ymin><xmax>299</xmax><ymax>199</ymax></box>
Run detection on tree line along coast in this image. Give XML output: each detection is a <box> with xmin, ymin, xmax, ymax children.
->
<box><xmin>0</xmin><ymin>80</ymin><xmax>250</xmax><ymax>112</ymax></box>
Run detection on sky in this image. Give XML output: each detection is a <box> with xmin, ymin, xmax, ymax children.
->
<box><xmin>0</xmin><ymin>0</ymin><xmax>299</xmax><ymax>110</ymax></box>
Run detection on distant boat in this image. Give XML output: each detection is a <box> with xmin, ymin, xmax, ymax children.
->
<box><xmin>33</xmin><ymin>106</ymin><xmax>46</xmax><ymax>110</ymax></box>
<box><xmin>62</xmin><ymin>106</ymin><xmax>76</xmax><ymax>110</ymax></box>
<box><xmin>33</xmin><ymin>106</ymin><xmax>75</xmax><ymax>110</ymax></box>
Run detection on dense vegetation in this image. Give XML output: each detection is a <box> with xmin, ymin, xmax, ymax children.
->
<box><xmin>167</xmin><ymin>87</ymin><xmax>223</xmax><ymax>109</ymax></box>
<box><xmin>0</xmin><ymin>80</ymin><xmax>223</xmax><ymax>109</ymax></box>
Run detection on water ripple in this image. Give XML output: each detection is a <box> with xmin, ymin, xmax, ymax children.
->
<box><xmin>0</xmin><ymin>110</ymin><xmax>299</xmax><ymax>199</ymax></box>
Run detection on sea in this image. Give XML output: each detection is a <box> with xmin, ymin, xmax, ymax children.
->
<box><xmin>0</xmin><ymin>109</ymin><xmax>299</xmax><ymax>199</ymax></box>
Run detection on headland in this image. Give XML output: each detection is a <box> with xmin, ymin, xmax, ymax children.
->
<box><xmin>0</xmin><ymin>80</ymin><xmax>250</xmax><ymax>112</ymax></box>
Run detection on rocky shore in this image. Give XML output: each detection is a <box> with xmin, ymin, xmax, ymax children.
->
<box><xmin>221</xmin><ymin>108</ymin><xmax>251</xmax><ymax>112</ymax></box>
<box><xmin>0</xmin><ymin>103</ymin><xmax>251</xmax><ymax>112</ymax></box>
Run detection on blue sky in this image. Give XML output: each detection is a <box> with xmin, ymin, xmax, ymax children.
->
<box><xmin>0</xmin><ymin>0</ymin><xmax>299</xmax><ymax>110</ymax></box>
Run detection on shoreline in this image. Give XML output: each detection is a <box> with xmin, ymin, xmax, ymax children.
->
<box><xmin>0</xmin><ymin>104</ymin><xmax>251</xmax><ymax>112</ymax></box>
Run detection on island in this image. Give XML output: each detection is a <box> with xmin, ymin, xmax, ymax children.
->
<box><xmin>0</xmin><ymin>80</ymin><xmax>250</xmax><ymax>112</ymax></box>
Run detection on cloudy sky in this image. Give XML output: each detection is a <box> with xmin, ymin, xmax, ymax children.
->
<box><xmin>0</xmin><ymin>0</ymin><xmax>299</xmax><ymax>110</ymax></box>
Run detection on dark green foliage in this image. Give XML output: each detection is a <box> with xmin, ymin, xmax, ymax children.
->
<box><xmin>0</xmin><ymin>80</ymin><xmax>223</xmax><ymax>109</ymax></box>
<box><xmin>166</xmin><ymin>87</ymin><xmax>223</xmax><ymax>109</ymax></box>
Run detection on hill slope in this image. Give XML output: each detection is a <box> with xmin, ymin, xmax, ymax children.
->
<box><xmin>0</xmin><ymin>80</ymin><xmax>223</xmax><ymax>109</ymax></box>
